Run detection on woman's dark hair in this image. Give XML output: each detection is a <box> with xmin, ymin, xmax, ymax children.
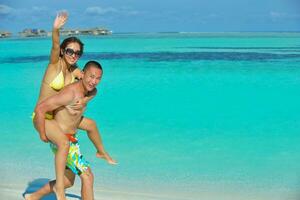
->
<box><xmin>59</xmin><ymin>37</ymin><xmax>84</xmax><ymax>57</ymax></box>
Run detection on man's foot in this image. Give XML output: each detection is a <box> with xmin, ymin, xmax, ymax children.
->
<box><xmin>96</xmin><ymin>151</ymin><xmax>117</xmax><ymax>165</ymax></box>
<box><xmin>53</xmin><ymin>185</ymin><xmax>67</xmax><ymax>200</ymax></box>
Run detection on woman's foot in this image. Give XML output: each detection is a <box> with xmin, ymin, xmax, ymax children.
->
<box><xmin>96</xmin><ymin>151</ymin><xmax>117</xmax><ymax>165</ymax></box>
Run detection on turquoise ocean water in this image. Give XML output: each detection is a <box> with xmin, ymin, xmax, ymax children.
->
<box><xmin>1</xmin><ymin>32</ymin><xmax>300</xmax><ymax>199</ymax></box>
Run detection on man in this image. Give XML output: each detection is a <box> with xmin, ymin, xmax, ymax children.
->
<box><xmin>26</xmin><ymin>61</ymin><xmax>108</xmax><ymax>200</ymax></box>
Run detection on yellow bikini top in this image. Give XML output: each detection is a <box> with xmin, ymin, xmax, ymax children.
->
<box><xmin>49</xmin><ymin>69</ymin><xmax>75</xmax><ymax>91</ymax></box>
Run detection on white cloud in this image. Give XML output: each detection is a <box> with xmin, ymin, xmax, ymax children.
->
<box><xmin>85</xmin><ymin>6</ymin><xmax>117</xmax><ymax>15</ymax></box>
<box><xmin>270</xmin><ymin>11</ymin><xmax>286</xmax><ymax>19</ymax></box>
<box><xmin>0</xmin><ymin>5</ymin><xmax>51</xmax><ymax>17</ymax></box>
<box><xmin>85</xmin><ymin>6</ymin><xmax>141</xmax><ymax>17</ymax></box>
<box><xmin>270</xmin><ymin>11</ymin><xmax>300</xmax><ymax>21</ymax></box>
<box><xmin>127</xmin><ymin>10</ymin><xmax>139</xmax><ymax>16</ymax></box>
<box><xmin>32</xmin><ymin>6</ymin><xmax>48</xmax><ymax>12</ymax></box>
<box><xmin>0</xmin><ymin>4</ymin><xmax>14</xmax><ymax>15</ymax></box>
<box><xmin>119</xmin><ymin>6</ymin><xmax>140</xmax><ymax>16</ymax></box>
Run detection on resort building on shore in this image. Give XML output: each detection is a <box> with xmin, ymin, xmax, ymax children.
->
<box><xmin>59</xmin><ymin>27</ymin><xmax>112</xmax><ymax>36</ymax></box>
<box><xmin>0</xmin><ymin>31</ymin><xmax>12</xmax><ymax>38</ymax></box>
<box><xmin>19</xmin><ymin>29</ymin><xmax>47</xmax><ymax>37</ymax></box>
<box><xmin>5</xmin><ymin>27</ymin><xmax>112</xmax><ymax>38</ymax></box>
<box><xmin>80</xmin><ymin>27</ymin><xmax>112</xmax><ymax>35</ymax></box>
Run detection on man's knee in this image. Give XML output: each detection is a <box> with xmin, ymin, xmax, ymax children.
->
<box><xmin>80</xmin><ymin>168</ymin><xmax>94</xmax><ymax>186</ymax></box>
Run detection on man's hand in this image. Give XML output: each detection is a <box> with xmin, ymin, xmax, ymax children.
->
<box><xmin>67</xmin><ymin>98</ymin><xmax>87</xmax><ymax>111</ymax></box>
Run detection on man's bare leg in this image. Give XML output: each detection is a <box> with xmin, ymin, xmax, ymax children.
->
<box><xmin>80</xmin><ymin>168</ymin><xmax>94</xmax><ymax>200</ymax></box>
<box><xmin>24</xmin><ymin>169</ymin><xmax>75</xmax><ymax>200</ymax></box>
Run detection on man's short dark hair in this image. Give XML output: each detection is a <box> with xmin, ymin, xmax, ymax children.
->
<box><xmin>83</xmin><ymin>60</ymin><xmax>103</xmax><ymax>72</ymax></box>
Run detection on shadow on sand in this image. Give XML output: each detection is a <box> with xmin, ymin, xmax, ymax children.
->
<box><xmin>23</xmin><ymin>178</ymin><xmax>81</xmax><ymax>200</ymax></box>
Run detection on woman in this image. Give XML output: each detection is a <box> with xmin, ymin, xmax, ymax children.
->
<box><xmin>32</xmin><ymin>11</ymin><xmax>116</xmax><ymax>200</ymax></box>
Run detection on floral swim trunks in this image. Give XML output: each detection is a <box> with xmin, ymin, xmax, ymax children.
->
<box><xmin>50</xmin><ymin>134</ymin><xmax>90</xmax><ymax>176</ymax></box>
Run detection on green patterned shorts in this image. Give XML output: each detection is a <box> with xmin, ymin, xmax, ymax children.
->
<box><xmin>50</xmin><ymin>134</ymin><xmax>90</xmax><ymax>176</ymax></box>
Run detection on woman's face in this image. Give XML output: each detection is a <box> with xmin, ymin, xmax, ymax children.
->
<box><xmin>62</xmin><ymin>42</ymin><xmax>82</xmax><ymax>65</ymax></box>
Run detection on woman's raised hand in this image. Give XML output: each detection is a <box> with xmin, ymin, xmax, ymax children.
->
<box><xmin>53</xmin><ymin>10</ymin><xmax>68</xmax><ymax>30</ymax></box>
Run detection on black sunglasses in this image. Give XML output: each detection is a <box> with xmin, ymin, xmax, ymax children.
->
<box><xmin>64</xmin><ymin>48</ymin><xmax>82</xmax><ymax>58</ymax></box>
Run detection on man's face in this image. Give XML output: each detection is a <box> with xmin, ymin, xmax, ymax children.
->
<box><xmin>82</xmin><ymin>66</ymin><xmax>103</xmax><ymax>91</ymax></box>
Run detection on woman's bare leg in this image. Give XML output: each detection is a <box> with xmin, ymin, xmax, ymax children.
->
<box><xmin>44</xmin><ymin>120</ymin><xmax>69</xmax><ymax>200</ymax></box>
<box><xmin>78</xmin><ymin>117</ymin><xmax>117</xmax><ymax>164</ymax></box>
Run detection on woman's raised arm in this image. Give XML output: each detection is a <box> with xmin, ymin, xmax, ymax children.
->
<box><xmin>49</xmin><ymin>11</ymin><xmax>68</xmax><ymax>65</ymax></box>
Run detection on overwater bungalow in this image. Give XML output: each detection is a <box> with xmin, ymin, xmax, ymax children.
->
<box><xmin>79</xmin><ymin>27</ymin><xmax>112</xmax><ymax>35</ymax></box>
<box><xmin>59</xmin><ymin>29</ymin><xmax>80</xmax><ymax>36</ymax></box>
<box><xmin>19</xmin><ymin>27</ymin><xmax>112</xmax><ymax>38</ymax></box>
<box><xmin>19</xmin><ymin>29</ymin><xmax>47</xmax><ymax>37</ymax></box>
<box><xmin>0</xmin><ymin>31</ymin><xmax>12</xmax><ymax>38</ymax></box>
<box><xmin>55</xmin><ymin>27</ymin><xmax>112</xmax><ymax>36</ymax></box>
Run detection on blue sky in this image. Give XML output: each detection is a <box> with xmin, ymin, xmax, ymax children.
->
<box><xmin>0</xmin><ymin>0</ymin><xmax>299</xmax><ymax>33</ymax></box>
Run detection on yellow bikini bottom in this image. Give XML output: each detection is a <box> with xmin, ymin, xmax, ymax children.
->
<box><xmin>31</xmin><ymin>112</ymin><xmax>54</xmax><ymax>120</ymax></box>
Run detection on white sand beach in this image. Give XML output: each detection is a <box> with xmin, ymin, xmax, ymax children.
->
<box><xmin>0</xmin><ymin>181</ymin><xmax>295</xmax><ymax>200</ymax></box>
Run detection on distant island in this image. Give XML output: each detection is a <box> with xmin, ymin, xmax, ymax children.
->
<box><xmin>0</xmin><ymin>31</ymin><xmax>12</xmax><ymax>38</ymax></box>
<box><xmin>0</xmin><ymin>27</ymin><xmax>112</xmax><ymax>38</ymax></box>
